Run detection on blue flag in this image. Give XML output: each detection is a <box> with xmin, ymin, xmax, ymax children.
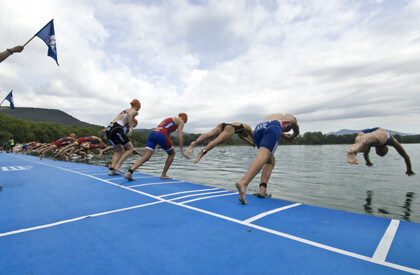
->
<box><xmin>36</xmin><ymin>19</ymin><xmax>59</xmax><ymax>66</ymax></box>
<box><xmin>5</xmin><ymin>90</ymin><xmax>14</xmax><ymax>109</ymax></box>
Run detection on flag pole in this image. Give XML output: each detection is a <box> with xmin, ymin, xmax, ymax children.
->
<box><xmin>23</xmin><ymin>34</ymin><xmax>36</xmax><ymax>47</ymax></box>
<box><xmin>23</xmin><ymin>19</ymin><xmax>52</xmax><ymax>47</ymax></box>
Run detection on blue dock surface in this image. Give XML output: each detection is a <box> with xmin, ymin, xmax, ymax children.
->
<box><xmin>1</xmin><ymin>153</ymin><xmax>420</xmax><ymax>274</ymax></box>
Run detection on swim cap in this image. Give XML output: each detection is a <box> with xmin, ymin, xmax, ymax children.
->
<box><xmin>130</xmin><ymin>99</ymin><xmax>141</xmax><ymax>109</ymax></box>
<box><xmin>178</xmin><ymin>113</ymin><xmax>188</xmax><ymax>123</ymax></box>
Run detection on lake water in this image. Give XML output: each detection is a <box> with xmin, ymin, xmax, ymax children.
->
<box><xmin>82</xmin><ymin>144</ymin><xmax>420</xmax><ymax>223</ymax></box>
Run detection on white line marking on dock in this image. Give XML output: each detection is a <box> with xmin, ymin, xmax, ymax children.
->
<box><xmin>91</xmin><ymin>174</ymin><xmax>153</xmax><ymax>179</ymax></box>
<box><xmin>243</xmin><ymin>203</ymin><xmax>302</xmax><ymax>224</ymax></box>
<box><xmin>1</xmin><ymin>166</ymin><xmax>33</xmax><ymax>171</ymax></box>
<box><xmin>158</xmin><ymin>188</ymin><xmax>219</xmax><ymax>198</ymax></box>
<box><xmin>0</xmin><ymin>201</ymin><xmax>162</xmax><ymax>237</ymax></box>
<box><xmin>127</xmin><ymin>181</ymin><xmax>181</xmax><ymax>187</ymax></box>
<box><xmin>168</xmin><ymin>190</ymin><xmax>231</xmax><ymax>201</ymax></box>
<box><xmin>180</xmin><ymin>192</ymin><xmax>237</xmax><ymax>204</ymax></box>
<box><xmin>88</xmin><ymin>173</ymin><xmax>116</xmax><ymax>176</ymax></box>
<box><xmin>372</xmin><ymin>219</ymin><xmax>400</xmax><ymax>262</ymax></box>
<box><xmin>68</xmin><ymin>169</ymin><xmax>106</xmax><ymax>172</ymax></box>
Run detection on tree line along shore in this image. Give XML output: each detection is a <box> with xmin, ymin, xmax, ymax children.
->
<box><xmin>1</xmin><ymin>113</ymin><xmax>419</xmax><ymax>147</ymax></box>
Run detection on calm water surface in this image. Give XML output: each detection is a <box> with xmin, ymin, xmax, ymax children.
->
<box><xmin>82</xmin><ymin>144</ymin><xmax>420</xmax><ymax>223</ymax></box>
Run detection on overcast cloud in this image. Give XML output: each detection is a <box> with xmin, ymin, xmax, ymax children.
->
<box><xmin>1</xmin><ymin>0</ymin><xmax>420</xmax><ymax>134</ymax></box>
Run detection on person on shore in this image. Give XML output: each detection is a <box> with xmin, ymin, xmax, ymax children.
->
<box><xmin>8</xmin><ymin>138</ymin><xmax>15</xmax><ymax>153</ymax></box>
<box><xmin>235</xmin><ymin>113</ymin><xmax>300</xmax><ymax>204</ymax></box>
<box><xmin>0</xmin><ymin>45</ymin><xmax>24</xmax><ymax>63</ymax></box>
<box><xmin>347</xmin><ymin>127</ymin><xmax>415</xmax><ymax>176</ymax></box>
<box><xmin>106</xmin><ymin>99</ymin><xmax>141</xmax><ymax>175</ymax></box>
<box><xmin>187</xmin><ymin>122</ymin><xmax>255</xmax><ymax>164</ymax></box>
<box><xmin>39</xmin><ymin>134</ymin><xmax>76</xmax><ymax>160</ymax></box>
<box><xmin>124</xmin><ymin>113</ymin><xmax>190</xmax><ymax>181</ymax></box>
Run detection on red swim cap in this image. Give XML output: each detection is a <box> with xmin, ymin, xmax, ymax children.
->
<box><xmin>130</xmin><ymin>99</ymin><xmax>141</xmax><ymax>108</ymax></box>
<box><xmin>178</xmin><ymin>113</ymin><xmax>188</xmax><ymax>123</ymax></box>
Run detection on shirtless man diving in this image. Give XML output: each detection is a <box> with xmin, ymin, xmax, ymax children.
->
<box><xmin>347</xmin><ymin>127</ymin><xmax>415</xmax><ymax>176</ymax></box>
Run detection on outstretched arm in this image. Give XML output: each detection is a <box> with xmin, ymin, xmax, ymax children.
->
<box><xmin>283</xmin><ymin>123</ymin><xmax>300</xmax><ymax>144</ymax></box>
<box><xmin>0</xmin><ymin>46</ymin><xmax>24</xmax><ymax>63</ymax></box>
<box><xmin>127</xmin><ymin>109</ymin><xmax>139</xmax><ymax>135</ymax></box>
<box><xmin>390</xmin><ymin>137</ymin><xmax>415</xmax><ymax>176</ymax></box>
<box><xmin>363</xmin><ymin>147</ymin><xmax>373</xmax><ymax>166</ymax></box>
<box><xmin>175</xmin><ymin>118</ymin><xmax>190</xmax><ymax>160</ymax></box>
<box><xmin>132</xmin><ymin>148</ymin><xmax>143</xmax><ymax>156</ymax></box>
<box><xmin>281</xmin><ymin>132</ymin><xmax>294</xmax><ymax>143</ymax></box>
<box><xmin>239</xmin><ymin>134</ymin><xmax>255</xmax><ymax>147</ymax></box>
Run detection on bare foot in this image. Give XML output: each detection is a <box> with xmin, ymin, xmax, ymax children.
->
<box><xmin>257</xmin><ymin>185</ymin><xmax>266</xmax><ymax>198</ymax></box>
<box><xmin>161</xmin><ymin>175</ymin><xmax>172</xmax><ymax>180</ymax></box>
<box><xmin>347</xmin><ymin>150</ymin><xmax>359</xmax><ymax>164</ymax></box>
<box><xmin>194</xmin><ymin>150</ymin><xmax>205</xmax><ymax>164</ymax></box>
<box><xmin>124</xmin><ymin>172</ymin><xmax>135</xmax><ymax>181</ymax></box>
<box><xmin>187</xmin><ymin>142</ymin><xmax>196</xmax><ymax>155</ymax></box>
<box><xmin>114</xmin><ymin>167</ymin><xmax>125</xmax><ymax>174</ymax></box>
<box><xmin>109</xmin><ymin>170</ymin><xmax>122</xmax><ymax>176</ymax></box>
<box><xmin>235</xmin><ymin>181</ymin><xmax>247</xmax><ymax>205</ymax></box>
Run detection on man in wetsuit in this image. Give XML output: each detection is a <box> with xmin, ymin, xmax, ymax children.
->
<box><xmin>124</xmin><ymin>113</ymin><xmax>190</xmax><ymax>180</ymax></box>
<box><xmin>347</xmin><ymin>127</ymin><xmax>415</xmax><ymax>176</ymax></box>
<box><xmin>235</xmin><ymin>113</ymin><xmax>300</xmax><ymax>204</ymax></box>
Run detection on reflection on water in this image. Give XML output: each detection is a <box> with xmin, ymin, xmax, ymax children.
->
<box><xmin>74</xmin><ymin>144</ymin><xmax>420</xmax><ymax>223</ymax></box>
<box><xmin>362</xmin><ymin>190</ymin><xmax>417</xmax><ymax>220</ymax></box>
<box><xmin>378</xmin><ymin>208</ymin><xmax>390</xmax><ymax>215</ymax></box>
<box><xmin>364</xmin><ymin>190</ymin><xmax>373</xmax><ymax>215</ymax></box>
<box><xmin>402</xmin><ymin>192</ymin><xmax>415</xmax><ymax>222</ymax></box>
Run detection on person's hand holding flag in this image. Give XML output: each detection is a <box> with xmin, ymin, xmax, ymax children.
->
<box><xmin>1</xmin><ymin>20</ymin><xmax>58</xmax><ymax>65</ymax></box>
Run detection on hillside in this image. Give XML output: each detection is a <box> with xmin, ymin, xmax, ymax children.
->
<box><xmin>0</xmin><ymin>107</ymin><xmax>99</xmax><ymax>127</ymax></box>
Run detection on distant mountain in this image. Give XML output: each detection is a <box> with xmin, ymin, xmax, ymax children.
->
<box><xmin>0</xmin><ymin>107</ymin><xmax>99</xmax><ymax>127</ymax></box>
<box><xmin>326</xmin><ymin>129</ymin><xmax>413</xmax><ymax>136</ymax></box>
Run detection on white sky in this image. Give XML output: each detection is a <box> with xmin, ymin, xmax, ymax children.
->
<box><xmin>1</xmin><ymin>0</ymin><xmax>420</xmax><ymax>134</ymax></box>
